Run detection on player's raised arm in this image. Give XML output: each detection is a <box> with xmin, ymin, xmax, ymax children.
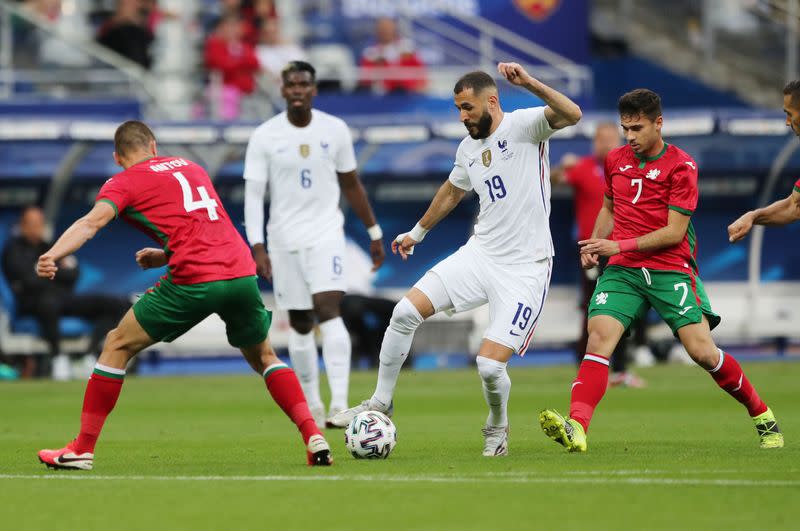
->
<box><xmin>728</xmin><ymin>189</ymin><xmax>800</xmax><ymax>243</ymax></box>
<box><xmin>497</xmin><ymin>62</ymin><xmax>582</xmax><ymax>130</ymax></box>
<box><xmin>393</xmin><ymin>180</ymin><xmax>465</xmax><ymax>260</ymax></box>
<box><xmin>37</xmin><ymin>201</ymin><xmax>116</xmax><ymax>279</ymax></box>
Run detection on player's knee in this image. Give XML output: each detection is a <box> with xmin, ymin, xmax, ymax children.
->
<box><xmin>476</xmin><ymin>355</ymin><xmax>507</xmax><ymax>384</ymax></box>
<box><xmin>586</xmin><ymin>328</ymin><xmax>615</xmax><ymax>354</ymax></box>
<box><xmin>389</xmin><ymin>297</ymin><xmax>424</xmax><ymax>334</ymax></box>
<box><xmin>683</xmin><ymin>337</ymin><xmax>718</xmax><ymax>367</ymax></box>
<box><xmin>289</xmin><ymin>312</ymin><xmax>315</xmax><ymax>335</ymax></box>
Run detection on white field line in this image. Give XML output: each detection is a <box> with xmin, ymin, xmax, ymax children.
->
<box><xmin>1</xmin><ymin>473</ymin><xmax>798</xmax><ymax>488</ymax></box>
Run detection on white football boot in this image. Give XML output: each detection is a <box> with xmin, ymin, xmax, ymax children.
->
<box><xmin>481</xmin><ymin>425</ymin><xmax>509</xmax><ymax>457</ymax></box>
<box><xmin>326</xmin><ymin>398</ymin><xmax>393</xmax><ymax>428</ymax></box>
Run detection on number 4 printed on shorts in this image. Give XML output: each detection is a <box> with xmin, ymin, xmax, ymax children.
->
<box><xmin>674</xmin><ymin>282</ymin><xmax>694</xmax><ymax>315</ymax></box>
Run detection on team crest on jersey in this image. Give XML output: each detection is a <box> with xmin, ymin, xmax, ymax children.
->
<box><xmin>513</xmin><ymin>0</ymin><xmax>561</xmax><ymax>22</ymax></box>
<box><xmin>497</xmin><ymin>139</ymin><xmax>514</xmax><ymax>161</ymax></box>
<box><xmin>645</xmin><ymin>169</ymin><xmax>661</xmax><ymax>180</ymax></box>
<box><xmin>299</xmin><ymin>144</ymin><xmax>310</xmax><ymax>158</ymax></box>
<box><xmin>482</xmin><ymin>149</ymin><xmax>492</xmax><ymax>167</ymax></box>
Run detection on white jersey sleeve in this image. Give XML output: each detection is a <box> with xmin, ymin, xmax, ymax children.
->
<box><xmin>334</xmin><ymin>121</ymin><xmax>358</xmax><ymax>173</ymax></box>
<box><xmin>243</xmin><ymin>126</ymin><xmax>270</xmax><ymax>183</ymax></box>
<box><xmin>516</xmin><ymin>106</ymin><xmax>556</xmax><ymax>142</ymax></box>
<box><xmin>448</xmin><ymin>141</ymin><xmax>473</xmax><ymax>191</ymax></box>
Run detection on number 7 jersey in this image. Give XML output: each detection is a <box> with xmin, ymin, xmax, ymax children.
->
<box><xmin>604</xmin><ymin>143</ymin><xmax>699</xmax><ymax>273</ymax></box>
<box><xmin>96</xmin><ymin>156</ymin><xmax>255</xmax><ymax>284</ymax></box>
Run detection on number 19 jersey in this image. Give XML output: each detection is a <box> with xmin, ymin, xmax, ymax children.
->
<box><xmin>448</xmin><ymin>107</ymin><xmax>556</xmax><ymax>264</ymax></box>
<box><xmin>604</xmin><ymin>143</ymin><xmax>699</xmax><ymax>273</ymax></box>
<box><xmin>96</xmin><ymin>156</ymin><xmax>255</xmax><ymax>284</ymax></box>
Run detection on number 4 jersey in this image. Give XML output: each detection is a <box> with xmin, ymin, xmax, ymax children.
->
<box><xmin>604</xmin><ymin>143</ymin><xmax>699</xmax><ymax>273</ymax></box>
<box><xmin>96</xmin><ymin>157</ymin><xmax>255</xmax><ymax>284</ymax></box>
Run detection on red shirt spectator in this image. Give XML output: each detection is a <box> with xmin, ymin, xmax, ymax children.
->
<box><xmin>360</xmin><ymin>18</ymin><xmax>426</xmax><ymax>93</ymax></box>
<box><xmin>204</xmin><ymin>13</ymin><xmax>261</xmax><ymax>94</ymax></box>
<box><xmin>565</xmin><ymin>156</ymin><xmax>606</xmax><ymax>241</ymax></box>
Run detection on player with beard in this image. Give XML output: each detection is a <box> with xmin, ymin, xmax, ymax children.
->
<box><xmin>329</xmin><ymin>63</ymin><xmax>582</xmax><ymax>457</ymax></box>
<box><xmin>728</xmin><ymin>80</ymin><xmax>800</xmax><ymax>241</ymax></box>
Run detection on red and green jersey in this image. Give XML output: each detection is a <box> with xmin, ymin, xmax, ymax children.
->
<box><xmin>96</xmin><ymin>157</ymin><xmax>255</xmax><ymax>284</ymax></box>
<box><xmin>795</xmin><ymin>177</ymin><xmax>800</xmax><ymax>194</ymax></box>
<box><xmin>604</xmin><ymin>143</ymin><xmax>699</xmax><ymax>273</ymax></box>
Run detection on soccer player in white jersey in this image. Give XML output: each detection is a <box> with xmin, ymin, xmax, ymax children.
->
<box><xmin>330</xmin><ymin>63</ymin><xmax>582</xmax><ymax>456</ymax></box>
<box><xmin>243</xmin><ymin>61</ymin><xmax>385</xmax><ymax>428</ymax></box>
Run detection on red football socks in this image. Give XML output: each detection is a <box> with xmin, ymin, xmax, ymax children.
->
<box><xmin>709</xmin><ymin>351</ymin><xmax>767</xmax><ymax>417</ymax></box>
<box><xmin>263</xmin><ymin>363</ymin><xmax>320</xmax><ymax>444</ymax></box>
<box><xmin>75</xmin><ymin>366</ymin><xmax>125</xmax><ymax>454</ymax></box>
<box><xmin>569</xmin><ymin>353</ymin><xmax>610</xmax><ymax>433</ymax></box>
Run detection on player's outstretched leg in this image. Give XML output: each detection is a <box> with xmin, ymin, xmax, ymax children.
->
<box><xmin>328</xmin><ymin>295</ymin><xmax>427</xmax><ymax>427</ymax></box>
<box><xmin>262</xmin><ymin>362</ymin><xmax>333</xmax><ymax>466</ymax></box>
<box><xmin>38</xmin><ymin>309</ymin><xmax>151</xmax><ymax>470</ymax></box>
<box><xmin>539</xmin><ymin>316</ymin><xmax>623</xmax><ymax>452</ymax></box>
<box><xmin>708</xmin><ymin>351</ymin><xmax>783</xmax><ymax>448</ymax></box>
<box><xmin>678</xmin><ymin>321</ymin><xmax>784</xmax><ymax>449</ymax></box>
<box><xmin>476</xmin><ymin>353</ymin><xmax>511</xmax><ymax>456</ymax></box>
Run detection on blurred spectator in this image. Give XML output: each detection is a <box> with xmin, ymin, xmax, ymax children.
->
<box><xmin>96</xmin><ymin>0</ymin><xmax>154</xmax><ymax>69</ymax></box>
<box><xmin>255</xmin><ymin>18</ymin><xmax>306</xmax><ymax>79</ymax></box>
<box><xmin>204</xmin><ymin>12</ymin><xmax>261</xmax><ymax>119</ymax></box>
<box><xmin>1</xmin><ymin>207</ymin><xmax>130</xmax><ymax>380</ymax></box>
<box><xmin>243</xmin><ymin>0</ymin><xmax>277</xmax><ymax>45</ymax></box>
<box><xmin>359</xmin><ymin>17</ymin><xmax>426</xmax><ymax>93</ymax></box>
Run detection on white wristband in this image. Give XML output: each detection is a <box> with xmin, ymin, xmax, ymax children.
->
<box><xmin>367</xmin><ymin>224</ymin><xmax>383</xmax><ymax>241</ymax></box>
<box><xmin>408</xmin><ymin>223</ymin><xmax>429</xmax><ymax>243</ymax></box>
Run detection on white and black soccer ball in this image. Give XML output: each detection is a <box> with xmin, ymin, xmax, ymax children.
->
<box><xmin>344</xmin><ymin>410</ymin><xmax>397</xmax><ymax>459</ymax></box>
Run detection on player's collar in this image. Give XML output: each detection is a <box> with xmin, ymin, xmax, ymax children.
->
<box><xmin>634</xmin><ymin>142</ymin><xmax>668</xmax><ymax>169</ymax></box>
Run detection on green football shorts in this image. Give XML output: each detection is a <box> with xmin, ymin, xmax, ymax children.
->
<box><xmin>588</xmin><ymin>265</ymin><xmax>720</xmax><ymax>335</ymax></box>
<box><xmin>133</xmin><ymin>275</ymin><xmax>271</xmax><ymax>347</ymax></box>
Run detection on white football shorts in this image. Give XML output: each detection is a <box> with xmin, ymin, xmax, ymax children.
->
<box><xmin>415</xmin><ymin>239</ymin><xmax>552</xmax><ymax>355</ymax></box>
<box><xmin>269</xmin><ymin>235</ymin><xmax>347</xmax><ymax>310</ymax></box>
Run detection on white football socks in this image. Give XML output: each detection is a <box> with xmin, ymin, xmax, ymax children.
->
<box><xmin>287</xmin><ymin>329</ymin><xmax>322</xmax><ymax>409</ymax></box>
<box><xmin>372</xmin><ymin>297</ymin><xmax>423</xmax><ymax>406</ymax></box>
<box><xmin>319</xmin><ymin>317</ymin><xmax>351</xmax><ymax>411</ymax></box>
<box><xmin>476</xmin><ymin>356</ymin><xmax>511</xmax><ymax>427</ymax></box>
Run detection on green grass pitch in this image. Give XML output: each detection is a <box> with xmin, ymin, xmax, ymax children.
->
<box><xmin>1</xmin><ymin>362</ymin><xmax>797</xmax><ymax>530</ymax></box>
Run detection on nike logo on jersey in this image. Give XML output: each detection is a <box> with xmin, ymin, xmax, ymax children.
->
<box><xmin>685</xmin><ymin>161</ymin><xmax>696</xmax><ymax>170</ymax></box>
<box><xmin>619</xmin><ymin>165</ymin><xmax>633</xmax><ymax>172</ymax></box>
<box><xmin>468</xmin><ymin>158</ymin><xmax>476</xmax><ymax>167</ymax></box>
<box><xmin>509</xmin><ymin>329</ymin><xmax>521</xmax><ymax>337</ymax></box>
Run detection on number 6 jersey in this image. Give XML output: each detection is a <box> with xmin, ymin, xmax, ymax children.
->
<box><xmin>96</xmin><ymin>157</ymin><xmax>255</xmax><ymax>284</ymax></box>
<box><xmin>242</xmin><ymin>109</ymin><xmax>358</xmax><ymax>251</ymax></box>
<box><xmin>603</xmin><ymin>143</ymin><xmax>699</xmax><ymax>273</ymax></box>
<box><xmin>448</xmin><ymin>107</ymin><xmax>556</xmax><ymax>264</ymax></box>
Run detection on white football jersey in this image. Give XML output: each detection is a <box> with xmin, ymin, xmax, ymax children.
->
<box><xmin>449</xmin><ymin>107</ymin><xmax>556</xmax><ymax>264</ymax></box>
<box><xmin>243</xmin><ymin>109</ymin><xmax>358</xmax><ymax>250</ymax></box>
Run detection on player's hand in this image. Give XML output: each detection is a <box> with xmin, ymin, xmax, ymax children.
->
<box><xmin>252</xmin><ymin>245</ymin><xmax>272</xmax><ymax>281</ymax></box>
<box><xmin>580</xmin><ymin>252</ymin><xmax>599</xmax><ymax>270</ymax></box>
<box><xmin>560</xmin><ymin>153</ymin><xmax>579</xmax><ymax>170</ymax></box>
<box><xmin>369</xmin><ymin>239</ymin><xmax>385</xmax><ymax>271</ymax></box>
<box><xmin>727</xmin><ymin>212</ymin><xmax>754</xmax><ymax>243</ymax></box>
<box><xmin>579</xmin><ymin>238</ymin><xmax>620</xmax><ymax>258</ymax></box>
<box><xmin>37</xmin><ymin>254</ymin><xmax>58</xmax><ymax>279</ymax></box>
<box><xmin>392</xmin><ymin>234</ymin><xmax>419</xmax><ymax>261</ymax></box>
<box><xmin>135</xmin><ymin>248</ymin><xmax>168</xmax><ymax>269</ymax></box>
<box><xmin>497</xmin><ymin>62</ymin><xmax>533</xmax><ymax>87</ymax></box>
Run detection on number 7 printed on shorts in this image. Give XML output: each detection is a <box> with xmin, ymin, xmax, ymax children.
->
<box><xmin>673</xmin><ymin>282</ymin><xmax>694</xmax><ymax>316</ymax></box>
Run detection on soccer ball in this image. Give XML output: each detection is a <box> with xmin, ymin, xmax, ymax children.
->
<box><xmin>344</xmin><ymin>410</ymin><xmax>397</xmax><ymax>459</ymax></box>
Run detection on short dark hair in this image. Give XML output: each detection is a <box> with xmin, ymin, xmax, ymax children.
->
<box><xmin>281</xmin><ymin>60</ymin><xmax>316</xmax><ymax>83</ymax></box>
<box><xmin>114</xmin><ymin>120</ymin><xmax>156</xmax><ymax>158</ymax></box>
<box><xmin>783</xmin><ymin>80</ymin><xmax>800</xmax><ymax>105</ymax></box>
<box><xmin>618</xmin><ymin>88</ymin><xmax>662</xmax><ymax>121</ymax></box>
<box><xmin>454</xmin><ymin>71</ymin><xmax>496</xmax><ymax>95</ymax></box>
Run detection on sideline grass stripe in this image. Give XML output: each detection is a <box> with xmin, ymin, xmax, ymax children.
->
<box><xmin>2</xmin><ymin>474</ymin><xmax>798</xmax><ymax>488</ymax></box>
